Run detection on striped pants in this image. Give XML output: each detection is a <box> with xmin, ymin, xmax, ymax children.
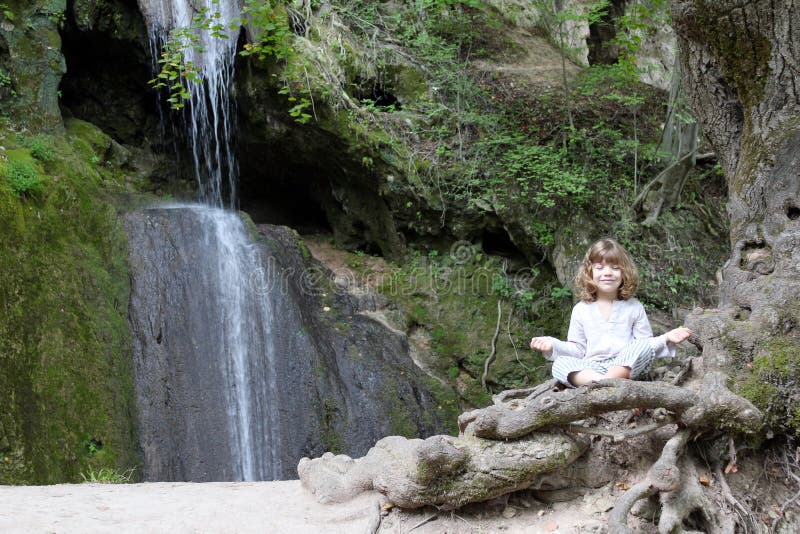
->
<box><xmin>551</xmin><ymin>338</ymin><xmax>656</xmax><ymax>387</ymax></box>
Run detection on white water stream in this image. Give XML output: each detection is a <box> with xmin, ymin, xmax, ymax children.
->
<box><xmin>193</xmin><ymin>206</ymin><xmax>282</xmax><ymax>480</ymax></box>
<box><xmin>134</xmin><ymin>1</ymin><xmax>281</xmax><ymax>480</ymax></box>
<box><xmin>139</xmin><ymin>0</ymin><xmax>241</xmax><ymax>208</ymax></box>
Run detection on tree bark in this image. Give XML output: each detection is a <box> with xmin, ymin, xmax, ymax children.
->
<box><xmin>671</xmin><ymin>0</ymin><xmax>800</xmax><ymax>372</ymax></box>
<box><xmin>299</xmin><ymin>373</ymin><xmax>761</xmax><ymax>510</ymax></box>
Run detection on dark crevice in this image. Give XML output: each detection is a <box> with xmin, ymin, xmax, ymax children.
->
<box><xmin>351</xmin><ymin>78</ymin><xmax>402</xmax><ymax>110</ymax></box>
<box><xmin>734</xmin><ymin>306</ymin><xmax>751</xmax><ymax>321</ymax></box>
<box><xmin>238</xmin><ymin>156</ymin><xmax>331</xmax><ymax>234</ymax></box>
<box><xmin>0</xmin><ymin>32</ymin><xmax>11</xmax><ymax>100</ymax></box>
<box><xmin>780</xmin><ymin>316</ymin><xmax>796</xmax><ymax>335</ymax></box>
<box><xmin>786</xmin><ymin>201</ymin><xmax>800</xmax><ymax>220</ymax></box>
<box><xmin>482</xmin><ymin>228</ymin><xmax>527</xmax><ymax>270</ymax></box>
<box><xmin>683</xmin><ymin>509</ymin><xmax>711</xmax><ymax>533</ymax></box>
<box><xmin>351</xmin><ymin>221</ymin><xmax>382</xmax><ymax>255</ymax></box>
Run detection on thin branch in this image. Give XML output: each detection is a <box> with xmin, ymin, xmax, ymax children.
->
<box><xmin>632</xmin><ymin>150</ymin><xmax>714</xmax><ymax>214</ymax></box>
<box><xmin>772</xmin><ymin>487</ymin><xmax>800</xmax><ymax>532</ymax></box>
<box><xmin>714</xmin><ymin>460</ymin><xmax>760</xmax><ymax>534</ymax></box>
<box><xmin>408</xmin><ymin>514</ymin><xmax>437</xmax><ymax>531</ymax></box>
<box><xmin>482</xmin><ymin>297</ymin><xmax>503</xmax><ymax>391</ymax></box>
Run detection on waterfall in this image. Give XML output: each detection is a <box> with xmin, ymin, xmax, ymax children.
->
<box><xmin>127</xmin><ymin>1</ymin><xmax>444</xmax><ymax>484</ymax></box>
<box><xmin>127</xmin><ymin>206</ymin><xmax>284</xmax><ymax>481</ymax></box>
<box><xmin>201</xmin><ymin>207</ymin><xmax>281</xmax><ymax>480</ymax></box>
<box><xmin>129</xmin><ymin>1</ymin><xmax>285</xmax><ymax>481</ymax></box>
<box><xmin>139</xmin><ymin>0</ymin><xmax>241</xmax><ymax>208</ymax></box>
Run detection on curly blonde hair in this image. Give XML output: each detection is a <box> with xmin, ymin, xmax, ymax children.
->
<box><xmin>575</xmin><ymin>238</ymin><xmax>639</xmax><ymax>302</ymax></box>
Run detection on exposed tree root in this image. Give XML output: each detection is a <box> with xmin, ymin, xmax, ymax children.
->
<box><xmin>608</xmin><ymin>429</ymin><xmax>690</xmax><ymax>533</ymax></box>
<box><xmin>298</xmin><ymin>432</ymin><xmax>588</xmax><ymax>509</ymax></box>
<box><xmin>609</xmin><ymin>428</ymin><xmax>745</xmax><ymax>533</ymax></box>
<box><xmin>365</xmin><ymin>498</ymin><xmax>382</xmax><ymax>534</ymax></box>
<box><xmin>300</xmin><ymin>369</ymin><xmax>763</xmax><ymax>529</ymax></box>
<box><xmin>770</xmin><ymin>443</ymin><xmax>800</xmax><ymax>532</ymax></box>
<box><xmin>460</xmin><ymin>372</ymin><xmax>761</xmax><ymax>439</ymax></box>
<box><xmin>491</xmin><ymin>378</ymin><xmax>561</xmax><ymax>405</ymax></box>
<box><xmin>568</xmin><ymin>417</ymin><xmax>676</xmax><ymax>441</ymax></box>
<box><xmin>659</xmin><ymin>459</ymin><xmax>735</xmax><ymax>534</ymax></box>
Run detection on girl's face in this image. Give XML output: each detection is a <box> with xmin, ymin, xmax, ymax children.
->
<box><xmin>591</xmin><ymin>260</ymin><xmax>622</xmax><ymax>298</ymax></box>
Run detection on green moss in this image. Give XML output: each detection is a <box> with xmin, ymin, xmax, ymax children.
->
<box><xmin>65</xmin><ymin>118</ymin><xmax>112</xmax><ymax>158</ymax></box>
<box><xmin>738</xmin><ymin>337</ymin><xmax>800</xmax><ymax>437</ymax></box>
<box><xmin>695</xmin><ymin>2</ymin><xmax>771</xmax><ymax>112</ymax></box>
<box><xmin>377</xmin><ymin>250</ymin><xmax>557</xmax><ymax>409</ymax></box>
<box><xmin>386</xmin><ymin>64</ymin><xmax>429</xmax><ymax>105</ymax></box>
<box><xmin>0</xmin><ymin>119</ymin><xmax>139</xmax><ymax>484</ymax></box>
<box><xmin>238</xmin><ymin>210</ymin><xmax>260</xmax><ymax>242</ymax></box>
<box><xmin>420</xmin><ymin>376</ymin><xmax>460</xmax><ymax>435</ymax></box>
<box><xmin>380</xmin><ymin>381</ymin><xmax>418</xmax><ymax>438</ymax></box>
<box><xmin>320</xmin><ymin>399</ymin><xmax>344</xmax><ymax>454</ymax></box>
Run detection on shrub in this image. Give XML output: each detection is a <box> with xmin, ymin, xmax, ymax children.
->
<box><xmin>2</xmin><ymin>159</ymin><xmax>44</xmax><ymax>198</ymax></box>
<box><xmin>24</xmin><ymin>134</ymin><xmax>55</xmax><ymax>163</ymax></box>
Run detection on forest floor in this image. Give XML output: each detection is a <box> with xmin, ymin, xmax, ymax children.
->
<box><xmin>0</xmin><ymin>479</ymin><xmax>613</xmax><ymax>533</ymax></box>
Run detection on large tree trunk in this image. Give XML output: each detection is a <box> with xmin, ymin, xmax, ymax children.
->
<box><xmin>672</xmin><ymin>0</ymin><xmax>800</xmax><ymax>373</ymax></box>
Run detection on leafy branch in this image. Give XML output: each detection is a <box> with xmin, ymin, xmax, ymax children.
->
<box><xmin>148</xmin><ymin>0</ymin><xmax>309</xmax><ymax>121</ymax></box>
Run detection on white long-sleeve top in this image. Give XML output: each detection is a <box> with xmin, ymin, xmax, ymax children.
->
<box><xmin>542</xmin><ymin>298</ymin><xmax>674</xmax><ymax>362</ymax></box>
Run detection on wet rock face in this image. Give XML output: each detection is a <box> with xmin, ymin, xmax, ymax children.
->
<box><xmin>126</xmin><ymin>207</ymin><xmax>443</xmax><ymax>481</ymax></box>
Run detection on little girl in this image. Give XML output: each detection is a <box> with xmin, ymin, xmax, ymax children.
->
<box><xmin>530</xmin><ymin>238</ymin><xmax>692</xmax><ymax>387</ymax></box>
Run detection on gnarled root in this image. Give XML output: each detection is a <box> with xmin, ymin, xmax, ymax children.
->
<box><xmin>608</xmin><ymin>429</ymin><xmax>690</xmax><ymax>534</ymax></box>
<box><xmin>658</xmin><ymin>459</ymin><xmax>734</xmax><ymax>534</ymax></box>
<box><xmin>608</xmin><ymin>428</ymin><xmax>736</xmax><ymax>534</ymax></box>
<box><xmin>299</xmin><ymin>432</ymin><xmax>589</xmax><ymax>509</ymax></box>
<box><xmin>300</xmin><ymin>369</ymin><xmax>763</xmax><ymax>518</ymax></box>
<box><xmin>460</xmin><ymin>372</ymin><xmax>761</xmax><ymax>439</ymax></box>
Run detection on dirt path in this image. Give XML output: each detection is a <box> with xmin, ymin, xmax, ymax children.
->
<box><xmin>1</xmin><ymin>480</ymin><xmax>614</xmax><ymax>533</ymax></box>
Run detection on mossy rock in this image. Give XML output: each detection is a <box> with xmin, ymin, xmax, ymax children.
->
<box><xmin>0</xmin><ymin>119</ymin><xmax>139</xmax><ymax>484</ymax></box>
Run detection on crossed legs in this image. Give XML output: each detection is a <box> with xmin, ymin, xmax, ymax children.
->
<box><xmin>567</xmin><ymin>365</ymin><xmax>631</xmax><ymax>386</ymax></box>
<box><xmin>552</xmin><ymin>339</ymin><xmax>654</xmax><ymax>387</ymax></box>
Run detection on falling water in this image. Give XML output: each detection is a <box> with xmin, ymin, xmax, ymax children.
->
<box><xmin>131</xmin><ymin>0</ymin><xmax>281</xmax><ymax>481</ymax></box>
<box><xmin>139</xmin><ymin>0</ymin><xmax>241</xmax><ymax>207</ymax></box>
<box><xmin>201</xmin><ymin>207</ymin><xmax>282</xmax><ymax>480</ymax></box>
<box><xmin>127</xmin><ymin>206</ymin><xmax>284</xmax><ymax>481</ymax></box>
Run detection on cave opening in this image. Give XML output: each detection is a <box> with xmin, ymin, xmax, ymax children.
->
<box><xmin>481</xmin><ymin>227</ymin><xmax>527</xmax><ymax>269</ymax></box>
<box><xmin>586</xmin><ymin>0</ymin><xmax>628</xmax><ymax>66</ymax></box>
<box><xmin>237</xmin><ymin>142</ymin><xmax>332</xmax><ymax>235</ymax></box>
<box><xmin>59</xmin><ymin>0</ymin><xmax>159</xmax><ymax>147</ymax></box>
<box><xmin>351</xmin><ymin>78</ymin><xmax>402</xmax><ymax>110</ymax></box>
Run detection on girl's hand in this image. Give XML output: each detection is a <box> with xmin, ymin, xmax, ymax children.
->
<box><xmin>665</xmin><ymin>327</ymin><xmax>692</xmax><ymax>345</ymax></box>
<box><xmin>530</xmin><ymin>336</ymin><xmax>553</xmax><ymax>352</ymax></box>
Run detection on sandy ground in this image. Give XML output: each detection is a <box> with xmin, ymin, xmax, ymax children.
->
<box><xmin>0</xmin><ymin>480</ymin><xmax>611</xmax><ymax>534</ymax></box>
<box><xmin>0</xmin><ymin>481</ymin><xmax>381</xmax><ymax>534</ymax></box>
